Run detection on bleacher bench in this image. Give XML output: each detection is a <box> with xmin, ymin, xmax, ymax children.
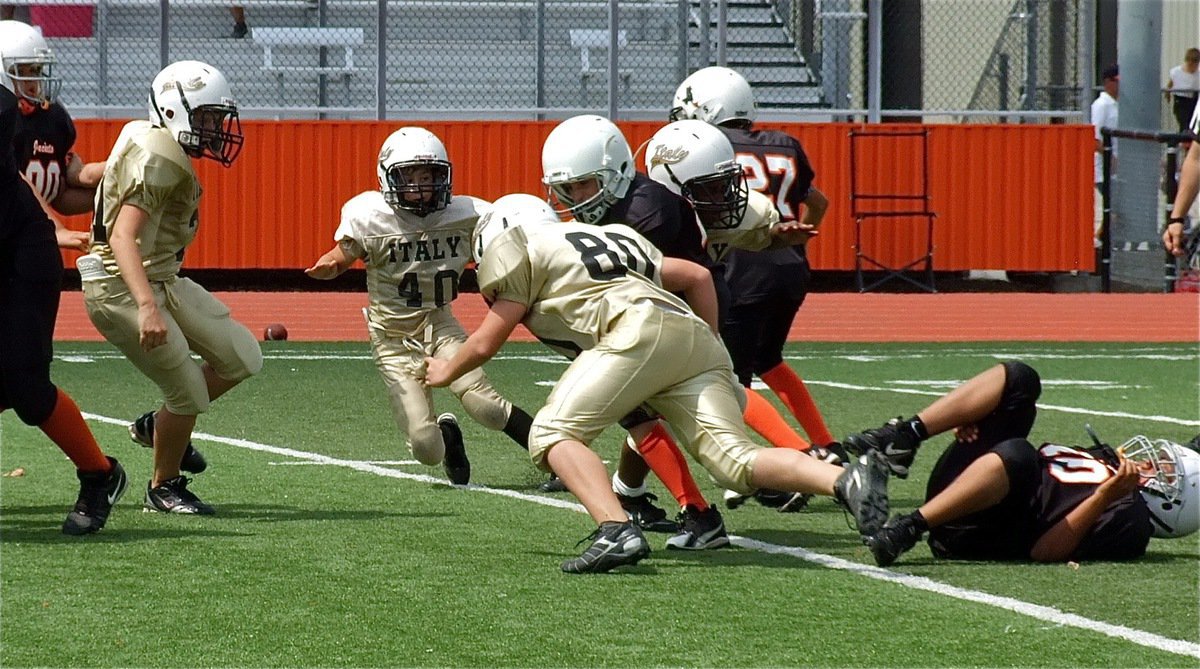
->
<box><xmin>569</xmin><ymin>29</ymin><xmax>631</xmax><ymax>92</ymax></box>
<box><xmin>254</xmin><ymin>26</ymin><xmax>366</xmax><ymax>77</ymax></box>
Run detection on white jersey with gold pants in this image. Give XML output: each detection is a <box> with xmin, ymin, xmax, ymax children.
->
<box><xmin>335</xmin><ymin>191</ymin><xmax>515</xmax><ymax>466</ymax></box>
<box><xmin>477</xmin><ymin>222</ymin><xmax>761</xmax><ymax>494</ymax></box>
<box><xmin>82</xmin><ymin>120</ymin><xmax>261</xmax><ymax>415</ymax></box>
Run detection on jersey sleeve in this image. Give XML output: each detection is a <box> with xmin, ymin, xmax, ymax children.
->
<box><xmin>477</xmin><ymin>227</ymin><xmax>535</xmax><ymax>307</ymax></box>
<box><xmin>333</xmin><ymin>195</ymin><xmax>369</xmax><ymax>260</ymax></box>
<box><xmin>110</xmin><ymin>140</ymin><xmax>185</xmax><ymax>213</ymax></box>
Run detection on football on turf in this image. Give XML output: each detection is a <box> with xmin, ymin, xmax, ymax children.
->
<box><xmin>264</xmin><ymin>323</ymin><xmax>289</xmax><ymax>341</ymax></box>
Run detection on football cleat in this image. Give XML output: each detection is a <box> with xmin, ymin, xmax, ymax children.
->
<box><xmin>725</xmin><ymin>487</ymin><xmax>809</xmax><ymax>513</ymax></box>
<box><xmin>808</xmin><ymin>442</ymin><xmax>850</xmax><ymax>467</ymax></box>
<box><xmin>844</xmin><ymin>418</ymin><xmax>918</xmax><ymax>479</ymax></box>
<box><xmin>618</xmin><ymin>492</ymin><xmax>680</xmax><ymax>533</ymax></box>
<box><xmin>833</xmin><ymin>452</ymin><xmax>890</xmax><ymax>536</ymax></box>
<box><xmin>561</xmin><ymin>521</ymin><xmax>650</xmax><ymax>574</ymax></box>
<box><xmin>129</xmin><ymin>411</ymin><xmax>208</xmax><ymax>474</ymax></box>
<box><xmin>438</xmin><ymin>413</ymin><xmax>470</xmax><ymax>485</ymax></box>
<box><xmin>63</xmin><ymin>456</ymin><xmax>128</xmax><ymax>535</ymax></box>
<box><xmin>539</xmin><ymin>474</ymin><xmax>568</xmax><ymax>493</ymax></box>
<box><xmin>866</xmin><ymin>514</ymin><xmax>923</xmax><ymax>567</ymax></box>
<box><xmin>143</xmin><ymin>475</ymin><xmax>215</xmax><ymax>515</ymax></box>
<box><xmin>723</xmin><ymin>488</ymin><xmax>751</xmax><ymax>510</ymax></box>
<box><xmin>665</xmin><ymin>505</ymin><xmax>730</xmax><ymax>550</ymax></box>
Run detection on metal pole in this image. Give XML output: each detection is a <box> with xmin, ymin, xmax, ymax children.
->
<box><xmin>97</xmin><ymin>0</ymin><xmax>108</xmax><ymax>112</ymax></box>
<box><xmin>376</xmin><ymin>0</ymin><xmax>386</xmax><ymax>120</ymax></box>
<box><xmin>318</xmin><ymin>0</ymin><xmax>328</xmax><ymax>118</ymax></box>
<box><xmin>1100</xmin><ymin>131</ymin><xmax>1112</xmax><ymax>292</ymax></box>
<box><xmin>998</xmin><ymin>54</ymin><xmax>1009</xmax><ymax>124</ymax></box>
<box><xmin>536</xmin><ymin>0</ymin><xmax>546</xmax><ymax>120</ymax></box>
<box><xmin>867</xmin><ymin>0</ymin><xmax>881</xmax><ymax>123</ymax></box>
<box><xmin>608</xmin><ymin>0</ymin><xmax>619</xmax><ymax>120</ymax></box>
<box><xmin>699</xmin><ymin>0</ymin><xmax>710</xmax><ymax>67</ymax></box>
<box><xmin>159</xmin><ymin>0</ymin><xmax>168</xmax><ymax>69</ymax></box>
<box><xmin>716</xmin><ymin>0</ymin><xmax>727</xmax><ymax>66</ymax></box>
<box><xmin>1023</xmin><ymin>0</ymin><xmax>1037</xmax><ymax>112</ymax></box>
<box><xmin>676</xmin><ymin>0</ymin><xmax>689</xmax><ymax>86</ymax></box>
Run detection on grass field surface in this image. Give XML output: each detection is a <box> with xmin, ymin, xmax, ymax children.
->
<box><xmin>2</xmin><ymin>341</ymin><xmax>1197</xmax><ymax>667</ymax></box>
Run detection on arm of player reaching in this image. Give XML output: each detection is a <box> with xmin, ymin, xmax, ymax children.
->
<box><xmin>660</xmin><ymin>257</ymin><xmax>719</xmax><ymax>334</ymax></box>
<box><xmin>424</xmin><ymin>299</ymin><xmax>528</xmax><ymax>387</ymax></box>
<box><xmin>304</xmin><ymin>244</ymin><xmax>356</xmax><ymax>280</ymax></box>
<box><xmin>109</xmin><ymin>203</ymin><xmax>168</xmax><ymax>352</ymax></box>
<box><xmin>52</xmin><ymin>153</ymin><xmax>106</xmax><ymax>215</ymax></box>
<box><xmin>772</xmin><ymin>186</ymin><xmax>828</xmax><ymax>247</ymax></box>
<box><xmin>1166</xmin><ymin>141</ymin><xmax>1199</xmax><ymax>256</ymax></box>
<box><xmin>1028</xmin><ymin>457</ymin><xmax>1139</xmax><ymax>562</ymax></box>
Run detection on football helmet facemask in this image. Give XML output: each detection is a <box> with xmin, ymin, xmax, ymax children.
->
<box><xmin>0</xmin><ymin>20</ymin><xmax>61</xmax><ymax>109</ymax></box>
<box><xmin>645</xmin><ymin>120</ymin><xmax>747</xmax><ymax>230</ymax></box>
<box><xmin>1120</xmin><ymin>435</ymin><xmax>1200</xmax><ymax>538</ymax></box>
<box><xmin>541</xmin><ymin>115</ymin><xmax>633</xmax><ymax>225</ymax></box>
<box><xmin>149</xmin><ymin>60</ymin><xmax>243</xmax><ymax>166</ymax></box>
<box><xmin>669</xmin><ymin>66</ymin><xmax>756</xmax><ymax>126</ymax></box>
<box><xmin>473</xmin><ymin>193</ymin><xmax>560</xmax><ymax>263</ymax></box>
<box><xmin>377</xmin><ymin>127</ymin><xmax>452</xmax><ymax>217</ymax></box>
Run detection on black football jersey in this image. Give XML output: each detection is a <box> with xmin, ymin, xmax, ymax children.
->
<box><xmin>0</xmin><ymin>87</ymin><xmax>46</xmax><ymax>227</ymax></box>
<box><xmin>1032</xmin><ymin>443</ymin><xmax>1152</xmax><ymax>560</ymax></box>
<box><xmin>599</xmin><ymin>173</ymin><xmax>712</xmax><ymax>268</ymax></box>
<box><xmin>720</xmin><ymin>126</ymin><xmax>818</xmax><ymax>305</ymax></box>
<box><xmin>12</xmin><ymin>102</ymin><xmax>76</xmax><ymax>204</ymax></box>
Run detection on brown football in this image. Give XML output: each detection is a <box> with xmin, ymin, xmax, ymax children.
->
<box><xmin>264</xmin><ymin>323</ymin><xmax>289</xmax><ymax>341</ymax></box>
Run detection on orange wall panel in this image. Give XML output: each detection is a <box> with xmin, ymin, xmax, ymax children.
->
<box><xmin>63</xmin><ymin>120</ymin><xmax>1094</xmax><ymax>272</ymax></box>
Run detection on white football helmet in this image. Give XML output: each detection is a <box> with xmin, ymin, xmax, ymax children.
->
<box><xmin>148</xmin><ymin>60</ymin><xmax>243</xmax><ymax>166</ymax></box>
<box><xmin>0</xmin><ymin>20</ymin><xmax>60</xmax><ymax>107</ymax></box>
<box><xmin>473</xmin><ymin>193</ymin><xmax>560</xmax><ymax>263</ymax></box>
<box><xmin>541</xmin><ymin>115</ymin><xmax>633</xmax><ymax>225</ymax></box>
<box><xmin>1121</xmin><ymin>435</ymin><xmax>1200</xmax><ymax>538</ymax></box>
<box><xmin>377</xmin><ymin>127</ymin><xmax>452</xmax><ymax>217</ymax></box>
<box><xmin>669</xmin><ymin>66</ymin><xmax>756</xmax><ymax>126</ymax></box>
<box><xmin>644</xmin><ymin>120</ymin><xmax>748</xmax><ymax>230</ymax></box>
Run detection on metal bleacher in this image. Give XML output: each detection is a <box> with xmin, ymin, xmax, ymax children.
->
<box><xmin>30</xmin><ymin>0</ymin><xmax>822</xmax><ymax>119</ymax></box>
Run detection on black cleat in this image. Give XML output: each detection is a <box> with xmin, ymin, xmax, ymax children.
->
<box><xmin>726</xmin><ymin>488</ymin><xmax>809</xmax><ymax>513</ymax></box>
<box><xmin>129</xmin><ymin>411</ymin><xmax>208</xmax><ymax>474</ymax></box>
<box><xmin>539</xmin><ymin>474</ymin><xmax>568</xmax><ymax>493</ymax></box>
<box><xmin>809</xmin><ymin>441</ymin><xmax>850</xmax><ymax>467</ymax></box>
<box><xmin>617</xmin><ymin>492</ymin><xmax>679</xmax><ymax>533</ymax></box>
<box><xmin>866</xmin><ymin>514</ymin><xmax>923</xmax><ymax>567</ymax></box>
<box><xmin>665</xmin><ymin>505</ymin><xmax>730</xmax><ymax>550</ymax></box>
<box><xmin>844</xmin><ymin>418</ymin><xmax>918</xmax><ymax>479</ymax></box>
<box><xmin>63</xmin><ymin>456</ymin><xmax>128</xmax><ymax>535</ymax></box>
<box><xmin>834</xmin><ymin>452</ymin><xmax>890</xmax><ymax>536</ymax></box>
<box><xmin>438</xmin><ymin>413</ymin><xmax>470</xmax><ymax>485</ymax></box>
<box><xmin>144</xmin><ymin>475</ymin><xmax>215</xmax><ymax>515</ymax></box>
<box><xmin>561</xmin><ymin>520</ymin><xmax>650</xmax><ymax>574</ymax></box>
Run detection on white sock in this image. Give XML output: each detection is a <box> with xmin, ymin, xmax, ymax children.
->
<box><xmin>612</xmin><ymin>471</ymin><xmax>647</xmax><ymax>497</ymax></box>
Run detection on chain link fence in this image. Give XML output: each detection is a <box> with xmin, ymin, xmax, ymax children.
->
<box><xmin>12</xmin><ymin>0</ymin><xmax>1095</xmax><ymax>121</ymax></box>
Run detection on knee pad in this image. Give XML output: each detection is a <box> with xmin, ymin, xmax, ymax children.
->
<box><xmin>408</xmin><ymin>422</ymin><xmax>445</xmax><ymax>466</ymax></box>
<box><xmin>1002</xmin><ymin>361</ymin><xmax>1042</xmax><ymax>405</ymax></box>
<box><xmin>221</xmin><ymin>326</ymin><xmax>264</xmax><ymax>381</ymax></box>
<box><xmin>990</xmin><ymin>438</ymin><xmax>1040</xmax><ymax>499</ymax></box>
<box><xmin>7</xmin><ymin>373</ymin><xmax>56</xmax><ymax>426</ymax></box>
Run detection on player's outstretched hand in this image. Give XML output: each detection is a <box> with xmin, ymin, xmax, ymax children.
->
<box><xmin>304</xmin><ymin>258</ymin><xmax>340</xmax><ymax>280</ymax></box>
<box><xmin>56</xmin><ymin>228</ymin><xmax>90</xmax><ymax>252</ymax></box>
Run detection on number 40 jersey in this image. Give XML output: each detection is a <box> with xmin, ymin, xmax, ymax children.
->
<box><xmin>335</xmin><ymin>191</ymin><xmax>487</xmax><ymax>335</ymax></box>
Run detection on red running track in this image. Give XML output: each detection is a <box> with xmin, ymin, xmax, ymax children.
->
<box><xmin>53</xmin><ymin>291</ymin><xmax>1200</xmax><ymax>343</ymax></box>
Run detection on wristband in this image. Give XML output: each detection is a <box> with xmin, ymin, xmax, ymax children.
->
<box><xmin>1169</xmin><ymin>217</ymin><xmax>1187</xmax><ymax>225</ymax></box>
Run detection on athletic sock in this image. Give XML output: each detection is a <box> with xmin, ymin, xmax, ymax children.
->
<box><xmin>901</xmin><ymin>415</ymin><xmax>929</xmax><ymax>442</ymax></box>
<box><xmin>635</xmin><ymin>423</ymin><xmax>708</xmax><ymax>511</ymax></box>
<box><xmin>742</xmin><ymin>388</ymin><xmax>809</xmax><ymax>451</ymax></box>
<box><xmin>909</xmin><ymin>509</ymin><xmax>930</xmax><ymax>533</ymax></box>
<box><xmin>502</xmin><ymin>406</ymin><xmax>533</xmax><ymax>450</ymax></box>
<box><xmin>611</xmin><ymin>470</ymin><xmax>646</xmax><ymax>497</ymax></box>
<box><xmin>38</xmin><ymin>389</ymin><xmax>109</xmax><ymax>473</ymax></box>
<box><xmin>760</xmin><ymin>362</ymin><xmax>835</xmax><ymax>446</ymax></box>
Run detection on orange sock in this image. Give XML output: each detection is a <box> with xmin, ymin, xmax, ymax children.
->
<box><xmin>761</xmin><ymin>362</ymin><xmax>835</xmax><ymax>446</ymax></box>
<box><xmin>38</xmin><ymin>389</ymin><xmax>109</xmax><ymax>473</ymax></box>
<box><xmin>636</xmin><ymin>423</ymin><xmax>708</xmax><ymax>511</ymax></box>
<box><xmin>742</xmin><ymin>388</ymin><xmax>809</xmax><ymax>451</ymax></box>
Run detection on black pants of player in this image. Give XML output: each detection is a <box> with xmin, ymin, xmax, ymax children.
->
<box><xmin>0</xmin><ymin>214</ymin><xmax>64</xmax><ymax>426</ymax></box>
<box><xmin>924</xmin><ymin>361</ymin><xmax>1043</xmax><ymax>559</ymax></box>
<box><xmin>721</xmin><ymin>295</ymin><xmax>802</xmax><ymax>387</ymax></box>
<box><xmin>1173</xmin><ymin>95</ymin><xmax>1198</xmax><ymax>135</ymax></box>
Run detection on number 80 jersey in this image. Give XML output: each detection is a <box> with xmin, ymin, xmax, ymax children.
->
<box><xmin>477</xmin><ymin>221</ymin><xmax>699</xmax><ymax>354</ymax></box>
<box><xmin>335</xmin><ymin>191</ymin><xmax>486</xmax><ymax>334</ymax></box>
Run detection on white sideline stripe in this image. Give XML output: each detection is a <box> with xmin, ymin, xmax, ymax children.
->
<box><xmin>734</xmin><ymin>538</ymin><xmax>1200</xmax><ymax>659</ymax></box>
<box><xmin>79</xmin><ymin>410</ymin><xmax>1199</xmax><ymax>659</ymax></box>
<box><xmin>805</xmin><ymin>380</ymin><xmax>1200</xmax><ymax>427</ymax></box>
<box><xmin>269</xmin><ymin>459</ymin><xmax>420</xmax><ymax>466</ymax></box>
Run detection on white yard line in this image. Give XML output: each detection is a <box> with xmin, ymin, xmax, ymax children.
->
<box><xmin>79</xmin><ymin>411</ymin><xmax>1200</xmax><ymax>660</ymax></box>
